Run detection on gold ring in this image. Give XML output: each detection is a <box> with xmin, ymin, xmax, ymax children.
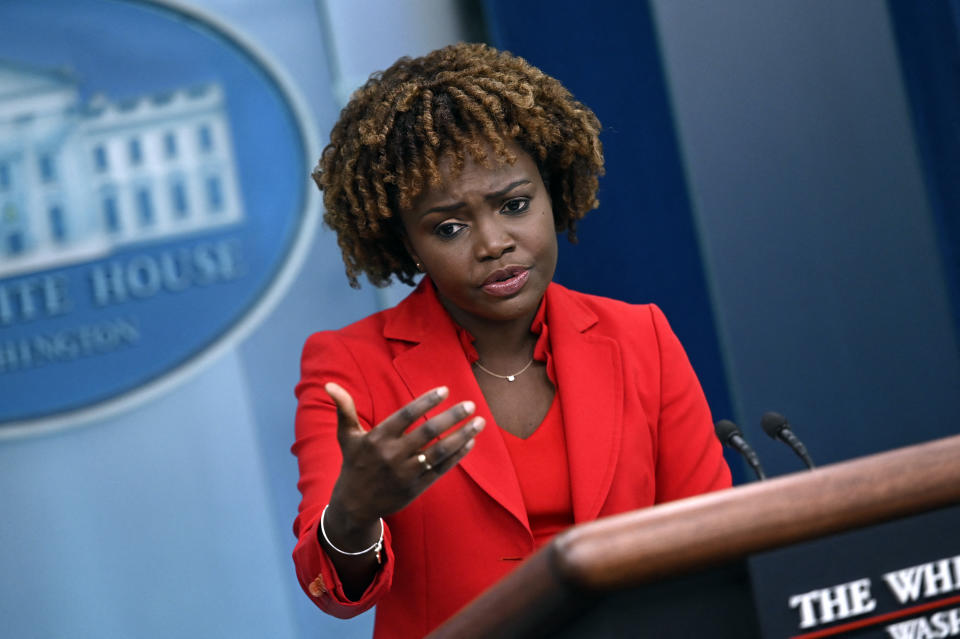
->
<box><xmin>417</xmin><ymin>452</ymin><xmax>432</xmax><ymax>472</ymax></box>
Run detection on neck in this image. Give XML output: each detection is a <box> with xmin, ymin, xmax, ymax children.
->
<box><xmin>439</xmin><ymin>298</ymin><xmax>540</xmax><ymax>365</ymax></box>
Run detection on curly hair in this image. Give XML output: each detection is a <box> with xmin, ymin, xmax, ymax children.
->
<box><xmin>314</xmin><ymin>42</ymin><xmax>604</xmax><ymax>288</ymax></box>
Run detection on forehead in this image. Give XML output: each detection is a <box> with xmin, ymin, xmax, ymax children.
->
<box><xmin>417</xmin><ymin>143</ymin><xmax>539</xmax><ymax>204</ymax></box>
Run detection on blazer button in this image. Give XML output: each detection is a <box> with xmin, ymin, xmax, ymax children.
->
<box><xmin>308</xmin><ymin>574</ymin><xmax>327</xmax><ymax>597</ymax></box>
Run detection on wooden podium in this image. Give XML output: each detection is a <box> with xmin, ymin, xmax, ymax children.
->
<box><xmin>426</xmin><ymin>434</ymin><xmax>960</xmax><ymax>638</ymax></box>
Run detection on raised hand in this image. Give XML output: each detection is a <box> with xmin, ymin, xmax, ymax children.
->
<box><xmin>319</xmin><ymin>382</ymin><xmax>484</xmax><ymax>595</ymax></box>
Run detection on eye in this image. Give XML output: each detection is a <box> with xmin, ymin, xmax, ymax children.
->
<box><xmin>434</xmin><ymin>221</ymin><xmax>466</xmax><ymax>239</ymax></box>
<box><xmin>501</xmin><ymin>197</ymin><xmax>530</xmax><ymax>215</ymax></box>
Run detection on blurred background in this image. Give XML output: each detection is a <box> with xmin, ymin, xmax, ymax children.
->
<box><xmin>1</xmin><ymin>1</ymin><xmax>958</xmax><ymax>637</ymax></box>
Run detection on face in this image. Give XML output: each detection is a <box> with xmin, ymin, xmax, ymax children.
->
<box><xmin>399</xmin><ymin>142</ymin><xmax>558</xmax><ymax>331</ymax></box>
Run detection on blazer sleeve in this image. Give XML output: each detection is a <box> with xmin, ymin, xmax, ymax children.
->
<box><xmin>648</xmin><ymin>305</ymin><xmax>732</xmax><ymax>501</ymax></box>
<box><xmin>291</xmin><ymin>330</ymin><xmax>395</xmax><ymax>618</ymax></box>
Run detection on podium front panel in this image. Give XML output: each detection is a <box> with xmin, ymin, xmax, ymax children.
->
<box><xmin>750</xmin><ymin>504</ymin><xmax>960</xmax><ymax>638</ymax></box>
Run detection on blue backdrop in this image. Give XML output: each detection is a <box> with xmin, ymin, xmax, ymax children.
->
<box><xmin>484</xmin><ymin>0</ymin><xmax>960</xmax><ymax>477</ymax></box>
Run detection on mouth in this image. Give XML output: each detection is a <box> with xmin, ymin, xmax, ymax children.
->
<box><xmin>480</xmin><ymin>266</ymin><xmax>530</xmax><ymax>297</ymax></box>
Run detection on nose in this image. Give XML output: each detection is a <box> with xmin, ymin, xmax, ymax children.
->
<box><xmin>473</xmin><ymin>216</ymin><xmax>515</xmax><ymax>261</ymax></box>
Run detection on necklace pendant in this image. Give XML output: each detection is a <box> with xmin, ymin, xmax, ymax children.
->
<box><xmin>506</xmin><ymin>375</ymin><xmax>516</xmax><ymax>382</ymax></box>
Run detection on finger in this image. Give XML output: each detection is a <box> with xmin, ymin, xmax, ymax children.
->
<box><xmin>414</xmin><ymin>422</ymin><xmax>481</xmax><ymax>485</ymax></box>
<box><xmin>407</xmin><ymin>416</ymin><xmax>482</xmax><ymax>476</ymax></box>
<box><xmin>419</xmin><ymin>416</ymin><xmax>485</xmax><ymax>469</ymax></box>
<box><xmin>324</xmin><ymin>382</ymin><xmax>363</xmax><ymax>438</ymax></box>
<box><xmin>374</xmin><ymin>386</ymin><xmax>449</xmax><ymax>438</ymax></box>
<box><xmin>402</xmin><ymin>400</ymin><xmax>476</xmax><ymax>452</ymax></box>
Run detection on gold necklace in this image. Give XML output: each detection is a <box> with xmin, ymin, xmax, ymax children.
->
<box><xmin>473</xmin><ymin>357</ymin><xmax>535</xmax><ymax>382</ymax></box>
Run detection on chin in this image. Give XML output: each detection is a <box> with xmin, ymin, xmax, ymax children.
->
<box><xmin>480</xmin><ymin>291</ymin><xmax>543</xmax><ymax>320</ymax></box>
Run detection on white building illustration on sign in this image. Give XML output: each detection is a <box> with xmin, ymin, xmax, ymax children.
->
<box><xmin>0</xmin><ymin>60</ymin><xmax>244</xmax><ymax>278</ymax></box>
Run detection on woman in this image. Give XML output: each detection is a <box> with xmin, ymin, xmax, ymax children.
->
<box><xmin>292</xmin><ymin>43</ymin><xmax>731</xmax><ymax>638</ymax></box>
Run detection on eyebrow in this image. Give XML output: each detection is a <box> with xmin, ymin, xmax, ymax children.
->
<box><xmin>423</xmin><ymin>179</ymin><xmax>531</xmax><ymax>215</ymax></box>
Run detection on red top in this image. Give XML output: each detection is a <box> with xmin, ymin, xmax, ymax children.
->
<box><xmin>458</xmin><ymin>294</ymin><xmax>575</xmax><ymax>547</ymax></box>
<box><xmin>500</xmin><ymin>396</ymin><xmax>575</xmax><ymax>548</ymax></box>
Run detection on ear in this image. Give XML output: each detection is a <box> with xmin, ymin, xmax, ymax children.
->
<box><xmin>400</xmin><ymin>234</ymin><xmax>417</xmax><ymax>261</ymax></box>
<box><xmin>400</xmin><ymin>235</ymin><xmax>424</xmax><ymax>272</ymax></box>
<box><xmin>400</xmin><ymin>234</ymin><xmax>413</xmax><ymax>255</ymax></box>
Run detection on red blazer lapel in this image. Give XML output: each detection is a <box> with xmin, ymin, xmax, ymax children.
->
<box><xmin>547</xmin><ymin>284</ymin><xmax>624</xmax><ymax>523</ymax></box>
<box><xmin>384</xmin><ymin>279</ymin><xmax>530</xmax><ymax>534</ymax></box>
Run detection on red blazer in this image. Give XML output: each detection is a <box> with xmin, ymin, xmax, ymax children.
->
<box><xmin>292</xmin><ymin>279</ymin><xmax>731</xmax><ymax>638</ymax></box>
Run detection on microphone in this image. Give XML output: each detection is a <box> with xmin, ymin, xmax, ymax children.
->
<box><xmin>714</xmin><ymin>419</ymin><xmax>767</xmax><ymax>480</ymax></box>
<box><xmin>761</xmin><ymin>412</ymin><xmax>815</xmax><ymax>469</ymax></box>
